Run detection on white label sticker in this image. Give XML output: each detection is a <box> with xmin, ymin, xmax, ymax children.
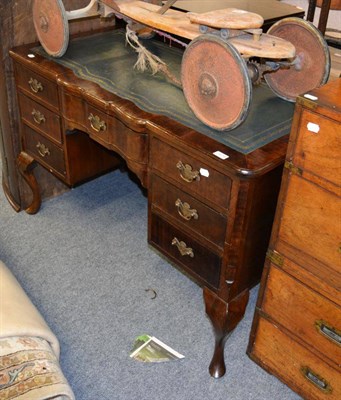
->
<box><xmin>307</xmin><ymin>122</ymin><xmax>320</xmax><ymax>133</ymax></box>
<box><xmin>213</xmin><ymin>150</ymin><xmax>229</xmax><ymax>160</ymax></box>
<box><xmin>200</xmin><ymin>168</ymin><xmax>209</xmax><ymax>177</ymax></box>
<box><xmin>304</xmin><ymin>94</ymin><xmax>318</xmax><ymax>101</ymax></box>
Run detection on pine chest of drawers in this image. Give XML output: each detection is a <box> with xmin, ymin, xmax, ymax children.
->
<box><xmin>248</xmin><ymin>79</ymin><xmax>341</xmax><ymax>399</ymax></box>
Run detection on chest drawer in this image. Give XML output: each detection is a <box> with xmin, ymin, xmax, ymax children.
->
<box><xmin>252</xmin><ymin>317</ymin><xmax>341</xmax><ymax>400</ymax></box>
<box><xmin>262</xmin><ymin>265</ymin><xmax>341</xmax><ymax>366</ymax></box>
<box><xmin>15</xmin><ymin>64</ymin><xmax>59</xmax><ymax>110</ymax></box>
<box><xmin>278</xmin><ymin>174</ymin><xmax>341</xmax><ymax>274</ymax></box>
<box><xmin>150</xmin><ymin>137</ymin><xmax>231</xmax><ymax>210</ymax></box>
<box><xmin>23</xmin><ymin>125</ymin><xmax>65</xmax><ymax>176</ymax></box>
<box><xmin>18</xmin><ymin>92</ymin><xmax>62</xmax><ymax>144</ymax></box>
<box><xmin>151</xmin><ymin>175</ymin><xmax>227</xmax><ymax>248</ymax></box>
<box><xmin>150</xmin><ymin>213</ymin><xmax>222</xmax><ymax>289</ymax></box>
<box><xmin>292</xmin><ymin>109</ymin><xmax>340</xmax><ymax>187</ymax></box>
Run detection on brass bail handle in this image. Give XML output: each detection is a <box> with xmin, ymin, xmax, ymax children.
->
<box><xmin>32</xmin><ymin>109</ymin><xmax>46</xmax><ymax>125</ymax></box>
<box><xmin>175</xmin><ymin>198</ymin><xmax>198</xmax><ymax>221</ymax></box>
<box><xmin>176</xmin><ymin>161</ymin><xmax>200</xmax><ymax>183</ymax></box>
<box><xmin>171</xmin><ymin>237</ymin><xmax>194</xmax><ymax>258</ymax></box>
<box><xmin>36</xmin><ymin>141</ymin><xmax>50</xmax><ymax>158</ymax></box>
<box><xmin>88</xmin><ymin>113</ymin><xmax>107</xmax><ymax>133</ymax></box>
<box><xmin>28</xmin><ymin>77</ymin><xmax>44</xmax><ymax>94</ymax></box>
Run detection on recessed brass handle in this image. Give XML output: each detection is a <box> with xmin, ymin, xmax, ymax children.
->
<box><xmin>36</xmin><ymin>141</ymin><xmax>50</xmax><ymax>158</ymax></box>
<box><xmin>301</xmin><ymin>366</ymin><xmax>332</xmax><ymax>393</ymax></box>
<box><xmin>88</xmin><ymin>113</ymin><xmax>107</xmax><ymax>133</ymax></box>
<box><xmin>28</xmin><ymin>77</ymin><xmax>43</xmax><ymax>93</ymax></box>
<box><xmin>32</xmin><ymin>109</ymin><xmax>46</xmax><ymax>125</ymax></box>
<box><xmin>176</xmin><ymin>161</ymin><xmax>200</xmax><ymax>183</ymax></box>
<box><xmin>315</xmin><ymin>320</ymin><xmax>341</xmax><ymax>346</ymax></box>
<box><xmin>171</xmin><ymin>237</ymin><xmax>194</xmax><ymax>258</ymax></box>
<box><xmin>175</xmin><ymin>198</ymin><xmax>198</xmax><ymax>221</ymax></box>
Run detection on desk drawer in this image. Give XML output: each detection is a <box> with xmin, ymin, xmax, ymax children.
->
<box><xmin>262</xmin><ymin>265</ymin><xmax>341</xmax><ymax>366</ymax></box>
<box><xmin>150</xmin><ymin>213</ymin><xmax>222</xmax><ymax>289</ymax></box>
<box><xmin>252</xmin><ymin>317</ymin><xmax>341</xmax><ymax>400</ymax></box>
<box><xmin>18</xmin><ymin>92</ymin><xmax>62</xmax><ymax>144</ymax></box>
<box><xmin>15</xmin><ymin>64</ymin><xmax>59</xmax><ymax>110</ymax></box>
<box><xmin>150</xmin><ymin>137</ymin><xmax>231</xmax><ymax>209</ymax></box>
<box><xmin>23</xmin><ymin>125</ymin><xmax>65</xmax><ymax>176</ymax></box>
<box><xmin>151</xmin><ymin>174</ymin><xmax>227</xmax><ymax>248</ymax></box>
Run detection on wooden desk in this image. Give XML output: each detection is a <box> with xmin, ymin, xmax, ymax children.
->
<box><xmin>10</xmin><ymin>30</ymin><xmax>293</xmax><ymax>378</ymax></box>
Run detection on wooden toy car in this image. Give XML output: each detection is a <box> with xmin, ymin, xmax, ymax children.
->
<box><xmin>32</xmin><ymin>0</ymin><xmax>330</xmax><ymax>131</ymax></box>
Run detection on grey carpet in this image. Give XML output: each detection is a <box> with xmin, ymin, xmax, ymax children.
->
<box><xmin>0</xmin><ymin>165</ymin><xmax>301</xmax><ymax>400</ymax></box>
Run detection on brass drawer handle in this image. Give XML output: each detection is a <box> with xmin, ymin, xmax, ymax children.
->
<box><xmin>28</xmin><ymin>77</ymin><xmax>44</xmax><ymax>93</ymax></box>
<box><xmin>315</xmin><ymin>320</ymin><xmax>341</xmax><ymax>346</ymax></box>
<box><xmin>88</xmin><ymin>113</ymin><xmax>107</xmax><ymax>133</ymax></box>
<box><xmin>175</xmin><ymin>198</ymin><xmax>198</xmax><ymax>221</ymax></box>
<box><xmin>301</xmin><ymin>366</ymin><xmax>332</xmax><ymax>393</ymax></box>
<box><xmin>32</xmin><ymin>109</ymin><xmax>46</xmax><ymax>125</ymax></box>
<box><xmin>171</xmin><ymin>237</ymin><xmax>194</xmax><ymax>258</ymax></box>
<box><xmin>36</xmin><ymin>141</ymin><xmax>50</xmax><ymax>158</ymax></box>
<box><xmin>176</xmin><ymin>161</ymin><xmax>200</xmax><ymax>183</ymax></box>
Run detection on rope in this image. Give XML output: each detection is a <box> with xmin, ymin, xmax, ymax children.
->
<box><xmin>125</xmin><ymin>25</ymin><xmax>182</xmax><ymax>88</ymax></box>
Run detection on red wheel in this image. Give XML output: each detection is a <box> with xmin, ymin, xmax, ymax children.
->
<box><xmin>181</xmin><ymin>35</ymin><xmax>252</xmax><ymax>131</ymax></box>
<box><xmin>32</xmin><ymin>0</ymin><xmax>69</xmax><ymax>57</ymax></box>
<box><xmin>265</xmin><ymin>18</ymin><xmax>330</xmax><ymax>102</ymax></box>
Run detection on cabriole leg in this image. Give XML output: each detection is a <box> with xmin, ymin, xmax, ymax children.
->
<box><xmin>204</xmin><ymin>287</ymin><xmax>249</xmax><ymax>378</ymax></box>
<box><xmin>17</xmin><ymin>151</ymin><xmax>41</xmax><ymax>214</ymax></box>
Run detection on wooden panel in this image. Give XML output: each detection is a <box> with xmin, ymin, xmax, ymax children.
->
<box><xmin>278</xmin><ymin>174</ymin><xmax>341</xmax><ymax>274</ymax></box>
<box><xmin>15</xmin><ymin>63</ymin><xmax>59</xmax><ymax>111</ymax></box>
<box><xmin>23</xmin><ymin>125</ymin><xmax>66</xmax><ymax>177</ymax></box>
<box><xmin>293</xmin><ymin>108</ymin><xmax>341</xmax><ymax>187</ymax></box>
<box><xmin>252</xmin><ymin>317</ymin><xmax>341</xmax><ymax>400</ymax></box>
<box><xmin>151</xmin><ymin>174</ymin><xmax>227</xmax><ymax>248</ymax></box>
<box><xmin>262</xmin><ymin>265</ymin><xmax>341</xmax><ymax>366</ymax></box>
<box><xmin>18</xmin><ymin>93</ymin><xmax>62</xmax><ymax>144</ymax></box>
<box><xmin>149</xmin><ymin>213</ymin><xmax>222</xmax><ymax>289</ymax></box>
<box><xmin>150</xmin><ymin>136</ymin><xmax>232</xmax><ymax>210</ymax></box>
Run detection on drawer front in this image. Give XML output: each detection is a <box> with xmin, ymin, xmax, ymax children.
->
<box><xmin>150</xmin><ymin>213</ymin><xmax>222</xmax><ymax>289</ymax></box>
<box><xmin>15</xmin><ymin>64</ymin><xmax>59</xmax><ymax>110</ymax></box>
<box><xmin>18</xmin><ymin>93</ymin><xmax>62</xmax><ymax>144</ymax></box>
<box><xmin>23</xmin><ymin>125</ymin><xmax>65</xmax><ymax>176</ymax></box>
<box><xmin>151</xmin><ymin>175</ymin><xmax>227</xmax><ymax>248</ymax></box>
<box><xmin>263</xmin><ymin>266</ymin><xmax>341</xmax><ymax>366</ymax></box>
<box><xmin>150</xmin><ymin>137</ymin><xmax>231</xmax><ymax>209</ymax></box>
<box><xmin>253</xmin><ymin>317</ymin><xmax>341</xmax><ymax>400</ymax></box>
<box><xmin>293</xmin><ymin>109</ymin><xmax>340</xmax><ymax>187</ymax></box>
<box><xmin>86</xmin><ymin>105</ymin><xmax>111</xmax><ymax>144</ymax></box>
<box><xmin>278</xmin><ymin>174</ymin><xmax>341</xmax><ymax>273</ymax></box>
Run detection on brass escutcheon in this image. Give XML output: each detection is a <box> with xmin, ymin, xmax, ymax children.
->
<box><xmin>88</xmin><ymin>113</ymin><xmax>107</xmax><ymax>133</ymax></box>
<box><xmin>175</xmin><ymin>198</ymin><xmax>198</xmax><ymax>221</ymax></box>
<box><xmin>36</xmin><ymin>141</ymin><xmax>50</xmax><ymax>158</ymax></box>
<box><xmin>28</xmin><ymin>77</ymin><xmax>43</xmax><ymax>93</ymax></box>
<box><xmin>171</xmin><ymin>237</ymin><xmax>194</xmax><ymax>258</ymax></box>
<box><xmin>176</xmin><ymin>161</ymin><xmax>200</xmax><ymax>183</ymax></box>
<box><xmin>32</xmin><ymin>109</ymin><xmax>46</xmax><ymax>125</ymax></box>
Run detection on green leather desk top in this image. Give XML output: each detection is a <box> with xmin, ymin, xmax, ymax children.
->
<box><xmin>35</xmin><ymin>30</ymin><xmax>294</xmax><ymax>154</ymax></box>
